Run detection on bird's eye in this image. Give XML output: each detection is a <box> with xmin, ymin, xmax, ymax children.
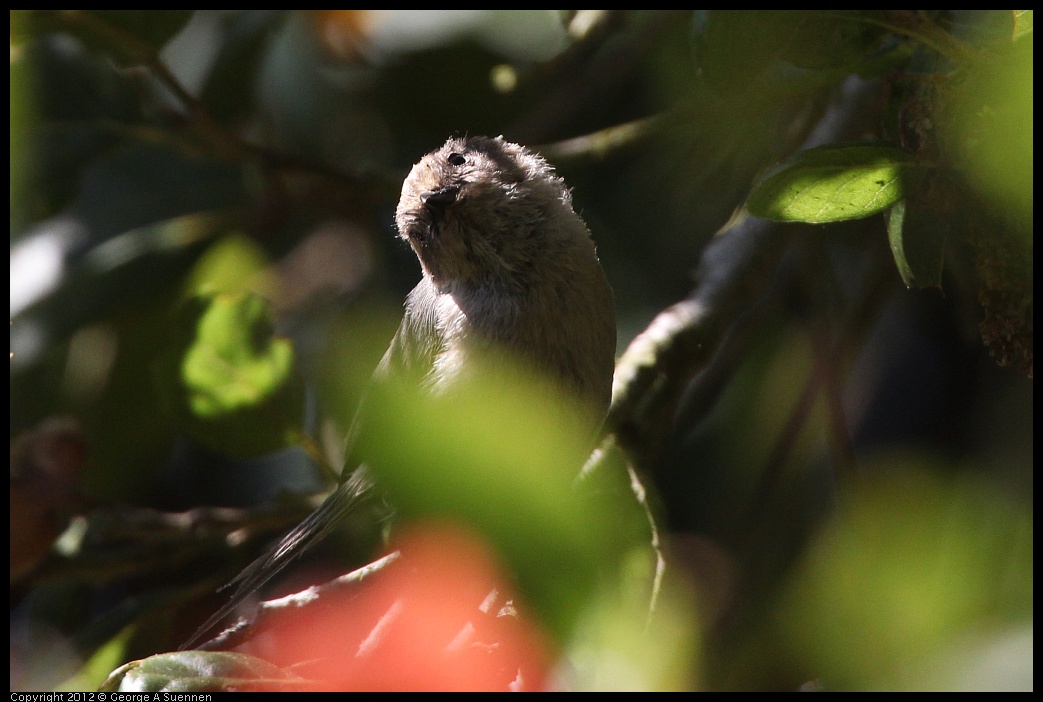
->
<box><xmin>447</xmin><ymin>152</ymin><xmax>466</xmax><ymax>167</ymax></box>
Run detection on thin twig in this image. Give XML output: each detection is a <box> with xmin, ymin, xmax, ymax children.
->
<box><xmin>195</xmin><ymin>550</ymin><xmax>401</xmax><ymax>651</ymax></box>
<box><xmin>538</xmin><ymin>113</ymin><xmax>674</xmax><ymax>165</ymax></box>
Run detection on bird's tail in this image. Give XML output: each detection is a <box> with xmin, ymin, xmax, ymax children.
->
<box><xmin>180</xmin><ymin>466</ymin><xmax>373</xmax><ymax>650</ymax></box>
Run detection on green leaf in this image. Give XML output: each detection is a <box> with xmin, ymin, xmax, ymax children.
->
<box><xmin>100</xmin><ymin>651</ymin><xmax>305</xmax><ymax>692</ymax></box>
<box><xmin>356</xmin><ymin>355</ymin><xmax>637</xmax><ymax>643</ymax></box>
<box><xmin>887</xmin><ymin>199</ymin><xmax>914</xmax><ymax>287</ymax></box>
<box><xmin>886</xmin><ymin>200</ymin><xmax>945</xmax><ymax>289</ymax></box>
<box><xmin>780</xmin><ymin>463</ymin><xmax>1033</xmax><ymax>689</ymax></box>
<box><xmin>57</xmin><ymin>625</ymin><xmax>135</xmax><ymax>692</ymax></box>
<box><xmin>942</xmin><ymin>34</ymin><xmax>1033</xmax><ymax>224</ymax></box>
<box><xmin>748</xmin><ymin>144</ymin><xmax>916</xmax><ymax>223</ymax></box>
<box><xmin>181</xmin><ymin>232</ymin><xmax>274</xmax><ymax>299</ymax></box>
<box><xmin>156</xmin><ymin>292</ymin><xmax>305</xmax><ymax>456</ymax></box>
<box><xmin>1012</xmin><ymin>10</ymin><xmax>1033</xmax><ymax>40</ymax></box>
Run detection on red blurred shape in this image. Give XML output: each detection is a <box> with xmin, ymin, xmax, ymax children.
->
<box><xmin>239</xmin><ymin>521</ymin><xmax>551</xmax><ymax>691</ymax></box>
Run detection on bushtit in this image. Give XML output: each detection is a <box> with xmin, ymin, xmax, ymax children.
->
<box><xmin>184</xmin><ymin>135</ymin><xmax>615</xmax><ymax>647</ymax></box>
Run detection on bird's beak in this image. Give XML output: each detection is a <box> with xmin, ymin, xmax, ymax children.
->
<box><xmin>420</xmin><ymin>185</ymin><xmax>460</xmax><ymax>212</ymax></box>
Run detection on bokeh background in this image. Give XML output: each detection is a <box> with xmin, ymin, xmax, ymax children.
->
<box><xmin>10</xmin><ymin>11</ymin><xmax>1032</xmax><ymax>691</ymax></box>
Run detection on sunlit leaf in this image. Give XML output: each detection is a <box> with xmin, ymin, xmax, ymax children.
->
<box><xmin>100</xmin><ymin>651</ymin><xmax>305</xmax><ymax>692</ymax></box>
<box><xmin>748</xmin><ymin>144</ymin><xmax>916</xmax><ymax>223</ymax></box>
<box><xmin>181</xmin><ymin>233</ymin><xmax>275</xmax><ymax>299</ymax></box>
<box><xmin>156</xmin><ymin>292</ymin><xmax>304</xmax><ymax>456</ymax></box>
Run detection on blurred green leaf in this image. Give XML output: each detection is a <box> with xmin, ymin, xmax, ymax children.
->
<box><xmin>156</xmin><ymin>291</ymin><xmax>305</xmax><ymax>456</ymax></box>
<box><xmin>100</xmin><ymin>651</ymin><xmax>304</xmax><ymax>692</ymax></box>
<box><xmin>1011</xmin><ymin>10</ymin><xmax>1032</xmax><ymax>40</ymax></box>
<box><xmin>181</xmin><ymin>232</ymin><xmax>275</xmax><ymax>299</ymax></box>
<box><xmin>902</xmin><ymin>623</ymin><xmax>1033</xmax><ymax>692</ymax></box>
<box><xmin>780</xmin><ymin>462</ymin><xmax>1033</xmax><ymax>690</ymax></box>
<box><xmin>748</xmin><ymin>144</ymin><xmax>916</xmax><ymax>223</ymax></box>
<box><xmin>57</xmin><ymin>625</ymin><xmax>134</xmax><ymax>692</ymax></box>
<box><xmin>357</xmin><ymin>356</ymin><xmax>634</xmax><ymax>643</ymax></box>
<box><xmin>181</xmin><ymin>294</ymin><xmax>293</xmax><ymax>419</ymax></box>
<box><xmin>566</xmin><ymin>573</ymin><xmax>700</xmax><ymax>691</ymax></box>
<box><xmin>942</xmin><ymin>33</ymin><xmax>1033</xmax><ymax>225</ymax></box>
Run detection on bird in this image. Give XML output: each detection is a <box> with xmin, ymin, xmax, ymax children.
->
<box><xmin>182</xmin><ymin>135</ymin><xmax>616</xmax><ymax>649</ymax></box>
